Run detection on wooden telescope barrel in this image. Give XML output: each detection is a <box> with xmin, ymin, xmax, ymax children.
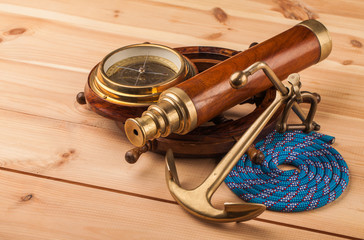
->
<box><xmin>125</xmin><ymin>19</ymin><xmax>332</xmax><ymax>147</ymax></box>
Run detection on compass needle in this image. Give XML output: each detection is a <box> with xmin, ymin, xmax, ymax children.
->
<box><xmin>142</xmin><ymin>52</ymin><xmax>149</xmax><ymax>68</ymax></box>
<box><xmin>145</xmin><ymin>72</ymin><xmax>168</xmax><ymax>76</ymax></box>
<box><xmin>134</xmin><ymin>52</ymin><xmax>149</xmax><ymax>86</ymax></box>
<box><xmin>115</xmin><ymin>66</ymin><xmax>139</xmax><ymax>72</ymax></box>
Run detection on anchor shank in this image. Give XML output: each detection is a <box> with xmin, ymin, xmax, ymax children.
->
<box><xmin>201</xmin><ymin>92</ymin><xmax>287</xmax><ymax>198</ymax></box>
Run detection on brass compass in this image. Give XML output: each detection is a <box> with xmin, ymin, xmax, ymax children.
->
<box><xmin>88</xmin><ymin>43</ymin><xmax>197</xmax><ymax>106</ymax></box>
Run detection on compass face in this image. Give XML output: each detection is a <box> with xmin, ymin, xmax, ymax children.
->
<box><xmin>88</xmin><ymin>43</ymin><xmax>197</xmax><ymax>106</ymax></box>
<box><xmin>106</xmin><ymin>55</ymin><xmax>178</xmax><ymax>86</ymax></box>
<box><xmin>102</xmin><ymin>44</ymin><xmax>184</xmax><ymax>88</ymax></box>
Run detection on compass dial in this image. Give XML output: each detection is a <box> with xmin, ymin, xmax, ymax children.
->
<box><xmin>106</xmin><ymin>55</ymin><xmax>178</xmax><ymax>86</ymax></box>
<box><xmin>88</xmin><ymin>43</ymin><xmax>197</xmax><ymax>106</ymax></box>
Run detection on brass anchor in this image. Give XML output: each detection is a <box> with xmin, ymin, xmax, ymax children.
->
<box><xmin>165</xmin><ymin>62</ymin><xmax>319</xmax><ymax>222</ymax></box>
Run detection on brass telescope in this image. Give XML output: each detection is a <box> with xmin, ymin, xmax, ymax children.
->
<box><xmin>124</xmin><ymin>19</ymin><xmax>331</xmax><ymax>147</ymax></box>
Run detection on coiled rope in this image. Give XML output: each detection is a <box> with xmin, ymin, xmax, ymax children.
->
<box><xmin>224</xmin><ymin>130</ymin><xmax>349</xmax><ymax>212</ymax></box>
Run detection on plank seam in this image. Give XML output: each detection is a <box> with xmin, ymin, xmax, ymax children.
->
<box><xmin>0</xmin><ymin>107</ymin><xmax>118</xmax><ymax>133</ymax></box>
<box><xmin>0</xmin><ymin>166</ymin><xmax>361</xmax><ymax>239</ymax></box>
<box><xmin>0</xmin><ymin>166</ymin><xmax>176</xmax><ymax>205</ymax></box>
<box><xmin>254</xmin><ymin>218</ymin><xmax>363</xmax><ymax>240</ymax></box>
<box><xmin>1</xmin><ymin>106</ymin><xmax>364</xmax><ymax>180</ymax></box>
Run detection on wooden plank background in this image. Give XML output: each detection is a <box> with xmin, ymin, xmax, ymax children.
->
<box><xmin>0</xmin><ymin>0</ymin><xmax>363</xmax><ymax>239</ymax></box>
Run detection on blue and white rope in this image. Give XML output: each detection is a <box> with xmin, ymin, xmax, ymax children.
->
<box><xmin>224</xmin><ymin>130</ymin><xmax>349</xmax><ymax>212</ymax></box>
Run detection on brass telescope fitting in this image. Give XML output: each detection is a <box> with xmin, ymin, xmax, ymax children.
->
<box><xmin>125</xmin><ymin>87</ymin><xmax>197</xmax><ymax>147</ymax></box>
<box><xmin>298</xmin><ymin>19</ymin><xmax>332</xmax><ymax>62</ymax></box>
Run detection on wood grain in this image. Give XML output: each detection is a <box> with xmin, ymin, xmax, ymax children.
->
<box><xmin>0</xmin><ymin>170</ymin><xmax>350</xmax><ymax>240</ymax></box>
<box><xmin>1</xmin><ymin>108</ymin><xmax>364</xmax><ymax>238</ymax></box>
<box><xmin>0</xmin><ymin>5</ymin><xmax>362</xmax><ymax>121</ymax></box>
<box><xmin>0</xmin><ymin>0</ymin><xmax>363</xmax><ymax>239</ymax></box>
